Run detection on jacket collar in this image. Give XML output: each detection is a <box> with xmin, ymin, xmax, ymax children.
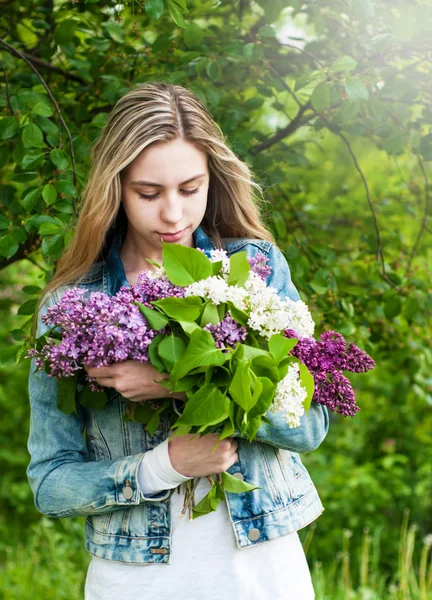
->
<box><xmin>103</xmin><ymin>225</ymin><xmax>216</xmax><ymax>296</ymax></box>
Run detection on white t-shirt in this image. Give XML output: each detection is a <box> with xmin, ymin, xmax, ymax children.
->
<box><xmin>84</xmin><ymin>438</ymin><xmax>315</xmax><ymax>600</ymax></box>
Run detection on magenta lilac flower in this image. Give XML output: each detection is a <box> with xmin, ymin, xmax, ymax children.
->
<box><xmin>284</xmin><ymin>329</ymin><xmax>375</xmax><ymax>416</ymax></box>
<box><xmin>203</xmin><ymin>314</ymin><xmax>247</xmax><ymax>350</ymax></box>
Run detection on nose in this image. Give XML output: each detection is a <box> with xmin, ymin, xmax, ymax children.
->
<box><xmin>160</xmin><ymin>194</ymin><xmax>183</xmax><ymax>225</ymax></box>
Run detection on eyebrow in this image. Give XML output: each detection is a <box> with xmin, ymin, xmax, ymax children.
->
<box><xmin>130</xmin><ymin>174</ymin><xmax>206</xmax><ymax>187</ymax></box>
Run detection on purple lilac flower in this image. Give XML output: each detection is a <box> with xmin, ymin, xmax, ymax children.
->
<box><xmin>248</xmin><ymin>252</ymin><xmax>272</xmax><ymax>280</ymax></box>
<box><xmin>204</xmin><ymin>313</ymin><xmax>247</xmax><ymax>351</ymax></box>
<box><xmin>284</xmin><ymin>329</ymin><xmax>375</xmax><ymax>416</ymax></box>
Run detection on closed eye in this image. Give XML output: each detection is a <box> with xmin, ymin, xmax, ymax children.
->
<box><xmin>138</xmin><ymin>188</ymin><xmax>200</xmax><ymax>200</ymax></box>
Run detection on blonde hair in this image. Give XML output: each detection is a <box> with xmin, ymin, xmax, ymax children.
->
<box><xmin>44</xmin><ymin>81</ymin><xmax>275</xmax><ymax>298</ymax></box>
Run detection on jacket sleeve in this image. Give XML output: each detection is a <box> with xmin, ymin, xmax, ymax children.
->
<box><xmin>26</xmin><ymin>293</ymin><xmax>170</xmax><ymax>519</ymax></box>
<box><xmin>234</xmin><ymin>243</ymin><xmax>329</xmax><ymax>453</ymax></box>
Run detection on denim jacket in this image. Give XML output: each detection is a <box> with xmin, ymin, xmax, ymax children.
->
<box><xmin>27</xmin><ymin>225</ymin><xmax>329</xmax><ymax>564</ymax></box>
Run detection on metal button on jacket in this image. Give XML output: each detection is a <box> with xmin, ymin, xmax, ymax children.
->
<box><xmin>122</xmin><ymin>485</ymin><xmax>134</xmax><ymax>500</ymax></box>
<box><xmin>233</xmin><ymin>472</ymin><xmax>244</xmax><ymax>481</ymax></box>
<box><xmin>248</xmin><ymin>528</ymin><xmax>261</xmax><ymax>541</ymax></box>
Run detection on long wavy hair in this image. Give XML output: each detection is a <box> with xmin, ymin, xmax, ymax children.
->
<box><xmin>43</xmin><ymin>81</ymin><xmax>275</xmax><ymax>299</ymax></box>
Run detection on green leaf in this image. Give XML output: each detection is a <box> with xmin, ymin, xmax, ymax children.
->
<box><xmin>144</xmin><ymin>258</ymin><xmax>162</xmax><ymax>268</ymax></box>
<box><xmin>133</xmin><ymin>402</ymin><xmax>158</xmax><ymax>425</ymax></box>
<box><xmin>162</xmin><ymin>242</ymin><xmax>212</xmax><ymax>285</ymax></box>
<box><xmin>22</xmin><ymin>123</ymin><xmax>46</xmax><ymax>148</ymax></box>
<box><xmin>170</xmin><ymin>328</ymin><xmax>226</xmax><ymax>380</ymax></box>
<box><xmin>311</xmin><ymin>81</ymin><xmax>332</xmax><ymax>112</ymax></box>
<box><xmin>39</xmin><ymin>222</ymin><xmax>63</xmax><ymax>235</ymax></box>
<box><xmin>0</xmin><ymin>214</ymin><xmax>8</xmax><ymax>230</ymax></box>
<box><xmin>344</xmin><ymin>78</ymin><xmax>369</xmax><ymax>103</ymax></box>
<box><xmin>148</xmin><ymin>333</ymin><xmax>168</xmax><ymax>374</ymax></box>
<box><xmin>78</xmin><ymin>386</ymin><xmax>108</xmax><ymax>410</ymax></box>
<box><xmin>250</xmin><ymin>354</ymin><xmax>279</xmax><ymax>381</ymax></box>
<box><xmin>249</xmin><ymin>377</ymin><xmax>275</xmax><ymax>418</ymax></box>
<box><xmin>17</xmin><ymin>298</ymin><xmax>38</xmax><ymax>315</ymax></box>
<box><xmin>145</xmin><ymin>0</ymin><xmax>164</xmax><ymax>19</ymax></box>
<box><xmin>176</xmin><ymin>383</ymin><xmax>229</xmax><ymax>426</ymax></box>
<box><xmin>157</xmin><ymin>335</ymin><xmax>186</xmax><ymax>370</ymax></box>
<box><xmin>172</xmin><ymin>0</ymin><xmax>187</xmax><ymax>9</ymax></box>
<box><xmin>91</xmin><ymin>113</ymin><xmax>109</xmax><ymax>128</ymax></box>
<box><xmin>178</xmin><ymin>320</ymin><xmax>200</xmax><ymax>335</ymax></box>
<box><xmin>55</xmin><ymin>179</ymin><xmax>76</xmax><ymax>197</ymax></box>
<box><xmin>32</xmin><ymin>102</ymin><xmax>53</xmax><ymax>117</ymax></box>
<box><xmin>41</xmin><ymin>233</ymin><xmax>64</xmax><ymax>257</ymax></box>
<box><xmin>221</xmin><ymin>471</ymin><xmax>260</xmax><ymax>493</ymax></box>
<box><xmin>218</xmin><ymin>419</ymin><xmax>235</xmax><ymax>440</ymax></box>
<box><xmin>103</xmin><ymin>22</ymin><xmax>125</xmax><ymax>43</ymax></box>
<box><xmin>22</xmin><ymin>285</ymin><xmax>42</xmax><ymax>295</ymax></box>
<box><xmin>21</xmin><ymin>153</ymin><xmax>45</xmax><ymax>170</ymax></box>
<box><xmin>200</xmin><ymin>300</ymin><xmax>220</xmax><ymax>326</ymax></box>
<box><xmin>192</xmin><ymin>488</ymin><xmax>214</xmax><ymax>518</ymax></box>
<box><xmin>271</xmin><ymin>211</ymin><xmax>287</xmax><ymax>239</ymax></box>
<box><xmin>242</xmin><ymin>345</ymin><xmax>269</xmax><ymax>360</ymax></box>
<box><xmin>384</xmin><ymin>296</ymin><xmax>402</xmax><ymax>320</ymax></box>
<box><xmin>167</xmin><ymin>0</ymin><xmax>187</xmax><ymax>28</ymax></box>
<box><xmin>50</xmin><ymin>149</ymin><xmax>69</xmax><ymax>170</ymax></box>
<box><xmin>135</xmin><ymin>302</ymin><xmax>169</xmax><ymax>329</ymax></box>
<box><xmin>151</xmin><ymin>296</ymin><xmax>203</xmax><ymax>322</ymax></box>
<box><xmin>298</xmin><ymin>363</ymin><xmax>314</xmax><ymax>413</ymax></box>
<box><xmin>229</xmin><ymin>358</ymin><xmax>255</xmax><ymax>411</ymax></box>
<box><xmin>0</xmin><ymin>345</ymin><xmax>21</xmax><ymax>364</ymax></box>
<box><xmin>184</xmin><ymin>22</ymin><xmax>203</xmax><ymax>48</ymax></box>
<box><xmin>9</xmin><ymin>329</ymin><xmax>26</xmax><ymax>341</ymax></box>
<box><xmin>0</xmin><ymin>117</ymin><xmax>19</xmax><ymax>140</ymax></box>
<box><xmin>57</xmin><ymin>376</ymin><xmax>77</xmax><ymax>414</ymax></box>
<box><xmin>224</xmin><ymin>302</ymin><xmax>248</xmax><ymax>327</ymax></box>
<box><xmin>42</xmin><ymin>183</ymin><xmax>57</xmax><ymax>205</ymax></box>
<box><xmin>0</xmin><ymin>232</ymin><xmax>20</xmax><ymax>259</ymax></box>
<box><xmin>211</xmin><ymin>260</ymin><xmax>223</xmax><ymax>275</ymax></box>
<box><xmin>268</xmin><ymin>334</ymin><xmax>298</xmax><ymax>364</ymax></box>
<box><xmin>331</xmin><ymin>55</ymin><xmax>357</xmax><ymax>73</ymax></box>
<box><xmin>227</xmin><ymin>251</ymin><xmax>250</xmax><ymax>286</ymax></box>
<box><xmin>55</xmin><ymin>19</ymin><xmax>77</xmax><ymax>43</ymax></box>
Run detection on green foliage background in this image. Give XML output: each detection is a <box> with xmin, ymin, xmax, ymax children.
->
<box><xmin>1</xmin><ymin>0</ymin><xmax>431</xmax><ymax>597</ymax></box>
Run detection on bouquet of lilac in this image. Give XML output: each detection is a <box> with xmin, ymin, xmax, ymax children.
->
<box><xmin>29</xmin><ymin>242</ymin><xmax>375</xmax><ymax>518</ymax></box>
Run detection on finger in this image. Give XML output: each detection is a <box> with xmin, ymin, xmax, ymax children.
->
<box><xmin>230</xmin><ymin>439</ymin><xmax>238</xmax><ymax>453</ymax></box>
<box><xmin>92</xmin><ymin>377</ymin><xmax>115</xmax><ymax>388</ymax></box>
<box><xmin>85</xmin><ymin>365</ymin><xmax>117</xmax><ymax>378</ymax></box>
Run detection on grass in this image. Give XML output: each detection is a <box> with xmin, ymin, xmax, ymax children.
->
<box><xmin>306</xmin><ymin>510</ymin><xmax>432</xmax><ymax>600</ymax></box>
<box><xmin>0</xmin><ymin>510</ymin><xmax>431</xmax><ymax>599</ymax></box>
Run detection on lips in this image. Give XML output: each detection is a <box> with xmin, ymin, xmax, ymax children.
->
<box><xmin>157</xmin><ymin>226</ymin><xmax>189</xmax><ymax>242</ymax></box>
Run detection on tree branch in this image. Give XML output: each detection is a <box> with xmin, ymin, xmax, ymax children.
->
<box><xmin>0</xmin><ymin>38</ymin><xmax>78</xmax><ymax>219</ymax></box>
<box><xmin>0</xmin><ymin>59</ymin><xmax>12</xmax><ymax>113</ymax></box>
<box><xmin>250</xmin><ymin>101</ymin><xmax>313</xmax><ymax>153</ymax></box>
<box><xmin>0</xmin><ymin>235</ymin><xmax>41</xmax><ymax>271</ymax></box>
<box><xmin>406</xmin><ymin>153</ymin><xmax>431</xmax><ymax>276</ymax></box>
<box><xmin>21</xmin><ymin>52</ymin><xmax>87</xmax><ymax>85</ymax></box>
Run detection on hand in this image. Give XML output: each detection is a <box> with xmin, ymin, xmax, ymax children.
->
<box><xmin>84</xmin><ymin>361</ymin><xmax>185</xmax><ymax>404</ymax></box>
<box><xmin>168</xmin><ymin>433</ymin><xmax>238</xmax><ymax>478</ymax></box>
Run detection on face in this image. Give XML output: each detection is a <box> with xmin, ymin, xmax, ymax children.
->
<box><xmin>120</xmin><ymin>138</ymin><xmax>210</xmax><ymax>260</ymax></box>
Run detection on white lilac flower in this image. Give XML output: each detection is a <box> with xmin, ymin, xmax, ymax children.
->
<box><xmin>376</xmin><ymin>80</ymin><xmax>385</xmax><ymax>90</ymax></box>
<box><xmin>209</xmin><ymin>249</ymin><xmax>230</xmax><ymax>275</ymax></box>
<box><xmin>268</xmin><ymin>363</ymin><xmax>307</xmax><ymax>428</ymax></box>
<box><xmin>283</xmin><ymin>298</ymin><xmax>315</xmax><ymax>338</ymax></box>
<box><xmin>145</xmin><ymin>266</ymin><xmax>168</xmax><ymax>280</ymax></box>
<box><xmin>244</xmin><ymin>273</ymin><xmax>314</xmax><ymax>340</ymax></box>
<box><xmin>185</xmin><ymin>276</ymin><xmax>248</xmax><ymax>308</ymax></box>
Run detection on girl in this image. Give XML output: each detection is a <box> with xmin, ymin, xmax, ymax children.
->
<box><xmin>27</xmin><ymin>82</ymin><xmax>329</xmax><ymax>599</ymax></box>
